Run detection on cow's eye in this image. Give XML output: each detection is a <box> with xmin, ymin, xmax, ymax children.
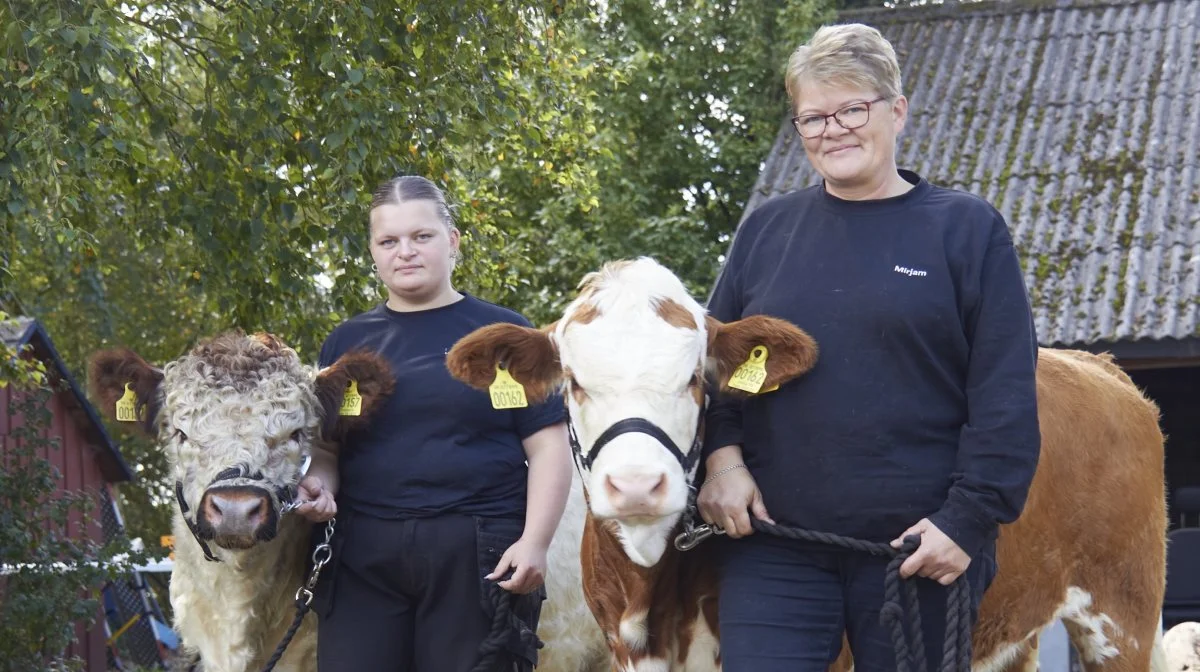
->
<box><xmin>174</xmin><ymin>428</ymin><xmax>188</xmax><ymax>442</ymax></box>
<box><xmin>290</xmin><ymin>429</ymin><xmax>304</xmax><ymax>443</ymax></box>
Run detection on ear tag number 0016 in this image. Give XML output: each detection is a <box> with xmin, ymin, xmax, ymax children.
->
<box><xmin>490</xmin><ymin>364</ymin><xmax>528</xmax><ymax>409</ymax></box>
<box><xmin>728</xmin><ymin>346</ymin><xmax>778</xmax><ymax>394</ymax></box>
<box><xmin>339</xmin><ymin>380</ymin><xmax>363</xmax><ymax>416</ymax></box>
<box><xmin>116</xmin><ymin>383</ymin><xmax>145</xmax><ymax>422</ymax></box>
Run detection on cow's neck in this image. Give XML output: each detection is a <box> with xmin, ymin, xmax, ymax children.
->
<box><xmin>170</xmin><ymin>512</ymin><xmax>312</xmax><ymax>669</ymax></box>
<box><xmin>581</xmin><ymin>509</ymin><xmax>718</xmax><ymax>668</ymax></box>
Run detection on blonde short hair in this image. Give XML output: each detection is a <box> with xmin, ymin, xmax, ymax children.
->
<box><xmin>785</xmin><ymin>23</ymin><xmax>903</xmax><ymax>105</ymax></box>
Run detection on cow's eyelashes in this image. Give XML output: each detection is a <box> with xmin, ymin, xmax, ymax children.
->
<box><xmin>289</xmin><ymin>429</ymin><xmax>304</xmax><ymax>443</ymax></box>
<box><xmin>174</xmin><ymin>428</ymin><xmax>188</xmax><ymax>442</ymax></box>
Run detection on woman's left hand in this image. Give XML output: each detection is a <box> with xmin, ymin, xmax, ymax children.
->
<box><xmin>486</xmin><ymin>537</ymin><xmax>548</xmax><ymax>594</ymax></box>
<box><xmin>890</xmin><ymin>518</ymin><xmax>971</xmax><ymax>585</ymax></box>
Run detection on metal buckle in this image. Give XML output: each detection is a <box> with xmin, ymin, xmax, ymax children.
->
<box><xmin>674</xmin><ymin>522</ymin><xmax>725</xmax><ymax>551</ymax></box>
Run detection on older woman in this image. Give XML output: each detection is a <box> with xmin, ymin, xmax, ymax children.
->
<box><xmin>697</xmin><ymin>23</ymin><xmax>1041</xmax><ymax>671</ymax></box>
<box><xmin>293</xmin><ymin>175</ymin><xmax>573</xmax><ymax>672</ymax></box>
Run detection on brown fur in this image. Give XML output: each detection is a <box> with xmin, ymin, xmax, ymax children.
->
<box><xmin>706</xmin><ymin>314</ymin><xmax>819</xmax><ymax>395</ymax></box>
<box><xmin>653</xmin><ymin>297</ymin><xmax>698</xmax><ymax>330</ymax></box>
<box><xmin>581</xmin><ymin>512</ymin><xmax>720</xmax><ymax>669</ymax></box>
<box><xmin>87</xmin><ymin>347</ymin><xmax>166</xmax><ymax>435</ymax></box>
<box><xmin>445</xmin><ymin>322</ymin><xmax>562</xmax><ymax>403</ymax></box>
<box><xmin>314</xmin><ymin>349</ymin><xmax>396</xmax><ymax>444</ymax></box>
<box><xmin>569</xmin><ymin>302</ymin><xmax>601</xmax><ymax>326</ymax></box>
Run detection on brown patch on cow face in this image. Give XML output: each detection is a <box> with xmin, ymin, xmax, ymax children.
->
<box><xmin>706</xmin><ymin>314</ymin><xmax>819</xmax><ymax>396</ymax></box>
<box><xmin>446</xmin><ymin>322</ymin><xmax>562</xmax><ymax>403</ymax></box>
<box><xmin>87</xmin><ymin>348</ymin><xmax>165</xmax><ymax>435</ymax></box>
<box><xmin>567</xmin><ymin>301</ymin><xmax>600</xmax><ymax>326</ymax></box>
<box><xmin>314</xmin><ymin>349</ymin><xmax>396</xmax><ymax>445</ymax></box>
<box><xmin>653</xmin><ymin>297</ymin><xmax>698</xmax><ymax>330</ymax></box>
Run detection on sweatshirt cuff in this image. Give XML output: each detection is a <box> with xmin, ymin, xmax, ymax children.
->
<box><xmin>701</xmin><ymin>425</ymin><xmax>743</xmax><ymax>461</ymax></box>
<box><xmin>927</xmin><ymin>495</ymin><xmax>998</xmax><ymax>561</ymax></box>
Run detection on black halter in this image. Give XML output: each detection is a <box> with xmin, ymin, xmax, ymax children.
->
<box><xmin>174</xmin><ymin>463</ymin><xmax>300</xmax><ymax>563</ymax></box>
<box><xmin>565</xmin><ymin>397</ymin><xmax>706</xmax><ymax>478</ymax></box>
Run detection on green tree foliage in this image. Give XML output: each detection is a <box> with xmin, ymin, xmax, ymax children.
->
<box><xmin>0</xmin><ymin>329</ymin><xmax>140</xmax><ymax>672</ymax></box>
<box><xmin>3</xmin><ymin>1</ymin><xmax>834</xmax><ymax>545</ymax></box>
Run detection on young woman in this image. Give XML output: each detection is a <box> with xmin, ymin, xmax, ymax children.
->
<box><xmin>294</xmin><ymin>175</ymin><xmax>573</xmax><ymax>672</ymax></box>
<box><xmin>698</xmin><ymin>23</ymin><xmax>1042</xmax><ymax>671</ymax></box>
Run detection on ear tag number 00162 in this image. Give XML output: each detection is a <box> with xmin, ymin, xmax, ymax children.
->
<box><xmin>490</xmin><ymin>364</ymin><xmax>528</xmax><ymax>409</ymax></box>
<box><xmin>340</xmin><ymin>380</ymin><xmax>363</xmax><ymax>416</ymax></box>
<box><xmin>116</xmin><ymin>383</ymin><xmax>145</xmax><ymax>422</ymax></box>
<box><xmin>728</xmin><ymin>346</ymin><xmax>778</xmax><ymax>394</ymax></box>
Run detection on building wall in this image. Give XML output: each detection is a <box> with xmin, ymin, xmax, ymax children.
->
<box><xmin>1</xmin><ymin>383</ymin><xmax>112</xmax><ymax>671</ymax></box>
<box><xmin>1129</xmin><ymin>365</ymin><xmax>1200</xmax><ymax>531</ymax></box>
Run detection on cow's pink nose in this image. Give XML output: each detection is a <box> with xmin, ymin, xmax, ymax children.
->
<box><xmin>604</xmin><ymin>471</ymin><xmax>667</xmax><ymax>514</ymax></box>
<box><xmin>203</xmin><ymin>489</ymin><xmax>268</xmax><ymax>533</ymax></box>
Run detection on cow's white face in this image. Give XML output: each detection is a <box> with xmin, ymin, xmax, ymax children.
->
<box><xmin>159</xmin><ymin>334</ymin><xmax>322</xmax><ymax>550</ymax></box>
<box><xmin>89</xmin><ymin>332</ymin><xmax>394</xmax><ymax>559</ymax></box>
<box><xmin>446</xmin><ymin>256</ymin><xmax>819</xmax><ymax>570</ymax></box>
<box><xmin>553</xmin><ymin>260</ymin><xmax>710</xmax><ymax>566</ymax></box>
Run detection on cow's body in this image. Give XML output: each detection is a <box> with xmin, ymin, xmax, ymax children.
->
<box><xmin>447</xmin><ymin>257</ymin><xmax>1169</xmax><ymax>672</ymax></box>
<box><xmin>89</xmin><ymin>332</ymin><xmax>394</xmax><ymax>672</ymax></box>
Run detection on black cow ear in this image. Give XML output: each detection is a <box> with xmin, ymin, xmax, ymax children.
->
<box><xmin>313</xmin><ymin>350</ymin><xmax>395</xmax><ymax>447</ymax></box>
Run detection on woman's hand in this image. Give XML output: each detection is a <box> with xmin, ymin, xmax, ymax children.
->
<box><xmin>696</xmin><ymin>446</ymin><xmax>773</xmax><ymax>538</ymax></box>
<box><xmin>292</xmin><ymin>474</ymin><xmax>337</xmax><ymax>523</ymax></box>
<box><xmin>487</xmin><ymin>537</ymin><xmax>548</xmax><ymax>594</ymax></box>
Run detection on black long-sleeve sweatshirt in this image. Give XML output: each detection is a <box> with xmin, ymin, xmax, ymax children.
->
<box><xmin>703</xmin><ymin>170</ymin><xmax>1042</xmax><ymax>560</ymax></box>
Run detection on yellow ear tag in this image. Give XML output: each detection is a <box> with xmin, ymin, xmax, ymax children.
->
<box><xmin>115</xmin><ymin>383</ymin><xmax>144</xmax><ymax>422</ymax></box>
<box><xmin>728</xmin><ymin>346</ymin><xmax>770</xmax><ymax>394</ymax></box>
<box><xmin>489</xmin><ymin>364</ymin><xmax>528</xmax><ymax>410</ymax></box>
<box><xmin>339</xmin><ymin>380</ymin><xmax>363</xmax><ymax>416</ymax></box>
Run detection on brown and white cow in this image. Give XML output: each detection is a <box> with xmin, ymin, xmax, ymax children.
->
<box><xmin>88</xmin><ymin>331</ymin><xmax>393</xmax><ymax>672</ymax></box>
<box><xmin>447</xmin><ymin>256</ymin><xmax>1170</xmax><ymax>672</ymax></box>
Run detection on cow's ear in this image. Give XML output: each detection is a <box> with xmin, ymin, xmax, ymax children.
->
<box><xmin>313</xmin><ymin>350</ymin><xmax>396</xmax><ymax>445</ymax></box>
<box><xmin>706</xmin><ymin>315</ymin><xmax>819</xmax><ymax>397</ymax></box>
<box><xmin>87</xmin><ymin>348</ymin><xmax>165</xmax><ymax>435</ymax></box>
<box><xmin>446</xmin><ymin>322</ymin><xmax>562</xmax><ymax>403</ymax></box>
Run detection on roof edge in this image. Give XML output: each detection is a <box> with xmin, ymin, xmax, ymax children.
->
<box><xmin>6</xmin><ymin>319</ymin><xmax>135</xmax><ymax>483</ymax></box>
<box><xmin>838</xmin><ymin>0</ymin><xmax>1179</xmax><ymax>25</ymax></box>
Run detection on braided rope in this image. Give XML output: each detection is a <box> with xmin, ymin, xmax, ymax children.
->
<box><xmin>470</xmin><ymin>579</ymin><xmax>543</xmax><ymax>672</ymax></box>
<box><xmin>259</xmin><ymin>596</ymin><xmax>310</xmax><ymax>672</ymax></box>
<box><xmin>749</xmin><ymin>518</ymin><xmax>973</xmax><ymax>672</ymax></box>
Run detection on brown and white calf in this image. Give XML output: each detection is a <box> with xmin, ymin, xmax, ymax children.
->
<box><xmin>88</xmin><ymin>332</ymin><xmax>393</xmax><ymax>672</ymax></box>
<box><xmin>447</xmin><ymin>257</ymin><xmax>1170</xmax><ymax>672</ymax></box>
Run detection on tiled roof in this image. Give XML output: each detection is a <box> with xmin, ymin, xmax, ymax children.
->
<box><xmin>743</xmin><ymin>0</ymin><xmax>1200</xmax><ymax>349</ymax></box>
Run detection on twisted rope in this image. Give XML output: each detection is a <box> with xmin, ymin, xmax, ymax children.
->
<box><xmin>259</xmin><ymin>595</ymin><xmax>310</xmax><ymax>672</ymax></box>
<box><xmin>470</xmin><ymin>579</ymin><xmax>543</xmax><ymax>672</ymax></box>
<box><xmin>748</xmin><ymin>518</ymin><xmax>973</xmax><ymax>672</ymax></box>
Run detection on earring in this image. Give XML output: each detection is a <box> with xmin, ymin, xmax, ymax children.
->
<box><xmin>371</xmin><ymin>264</ymin><xmax>378</xmax><ymax>272</ymax></box>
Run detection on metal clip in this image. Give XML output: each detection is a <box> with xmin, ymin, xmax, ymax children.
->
<box><xmin>674</xmin><ymin>523</ymin><xmax>725</xmax><ymax>551</ymax></box>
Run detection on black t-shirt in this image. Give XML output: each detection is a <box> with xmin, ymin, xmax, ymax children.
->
<box><xmin>318</xmin><ymin>294</ymin><xmax>566</xmax><ymax>520</ymax></box>
<box><xmin>703</xmin><ymin>170</ymin><xmax>1041</xmax><ymax>559</ymax></box>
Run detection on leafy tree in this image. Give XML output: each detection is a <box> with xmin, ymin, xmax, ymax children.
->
<box><xmin>2</xmin><ymin>1</ymin><xmax>836</xmax><ymax>549</ymax></box>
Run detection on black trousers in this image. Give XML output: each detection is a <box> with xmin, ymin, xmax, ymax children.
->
<box><xmin>310</xmin><ymin>511</ymin><xmax>544</xmax><ymax>672</ymax></box>
<box><xmin>715</xmin><ymin>533</ymin><xmax>997</xmax><ymax>672</ymax></box>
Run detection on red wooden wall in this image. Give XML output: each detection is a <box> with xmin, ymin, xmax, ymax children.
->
<box><xmin>1</xmin><ymin>382</ymin><xmax>111</xmax><ymax>671</ymax></box>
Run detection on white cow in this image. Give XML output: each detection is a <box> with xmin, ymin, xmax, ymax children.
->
<box><xmin>89</xmin><ymin>332</ymin><xmax>394</xmax><ymax>672</ymax></box>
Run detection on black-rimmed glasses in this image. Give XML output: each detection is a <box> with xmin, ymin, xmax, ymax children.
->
<box><xmin>791</xmin><ymin>97</ymin><xmax>889</xmax><ymax>139</ymax></box>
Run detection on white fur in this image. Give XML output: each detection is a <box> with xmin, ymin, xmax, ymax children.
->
<box><xmin>157</xmin><ymin>337</ymin><xmax>323</xmax><ymax>672</ymax></box>
<box><xmin>620</xmin><ymin>610</ymin><xmax>650</xmax><ymax>651</ymax></box>
<box><xmin>1163</xmin><ymin>622</ymin><xmax>1200</xmax><ymax>671</ymax></box>
<box><xmin>682</xmin><ymin>605</ymin><xmax>720</xmax><ymax>671</ymax></box>
<box><xmin>554</xmin><ymin>258</ymin><xmax>709</xmax><ymax>567</ymax></box>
